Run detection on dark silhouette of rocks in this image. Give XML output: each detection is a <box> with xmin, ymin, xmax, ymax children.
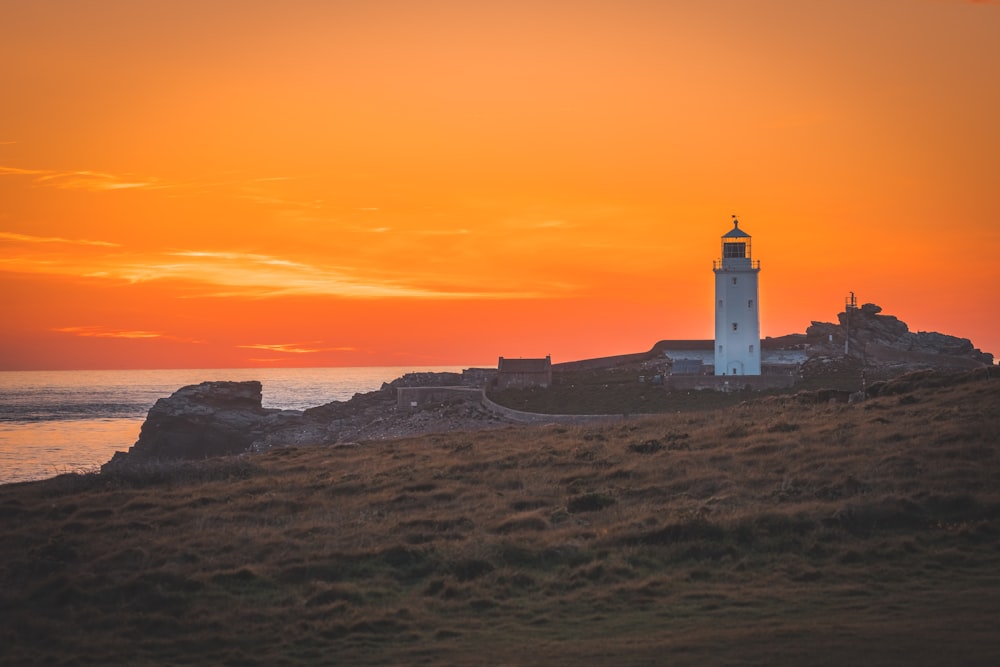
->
<box><xmin>101</xmin><ymin>381</ymin><xmax>302</xmax><ymax>471</ymax></box>
<box><xmin>804</xmin><ymin>302</ymin><xmax>993</xmax><ymax>371</ymax></box>
<box><xmin>103</xmin><ymin>374</ymin><xmax>502</xmax><ymax>470</ymax></box>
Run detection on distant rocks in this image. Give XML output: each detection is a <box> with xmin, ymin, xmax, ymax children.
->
<box><xmin>387</xmin><ymin>372</ymin><xmax>465</xmax><ymax>389</ymax></box>
<box><xmin>804</xmin><ymin>302</ymin><xmax>993</xmax><ymax>370</ymax></box>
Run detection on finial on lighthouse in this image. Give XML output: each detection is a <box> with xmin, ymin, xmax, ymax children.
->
<box><xmin>732</xmin><ymin>214</ymin><xmax>739</xmax><ymax>229</ymax></box>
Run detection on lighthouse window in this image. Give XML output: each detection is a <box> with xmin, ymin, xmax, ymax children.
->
<box><xmin>723</xmin><ymin>242</ymin><xmax>746</xmax><ymax>258</ymax></box>
<box><xmin>718</xmin><ymin>345</ymin><xmax>723</xmax><ymax>353</ymax></box>
<box><xmin>718</xmin><ymin>299</ymin><xmax>723</xmax><ymax>309</ymax></box>
<box><xmin>748</xmin><ymin>299</ymin><xmax>754</xmax><ymax>309</ymax></box>
<box><xmin>732</xmin><ymin>322</ymin><xmax>738</xmax><ymax>332</ymax></box>
<box><xmin>749</xmin><ymin>344</ymin><xmax>754</xmax><ymax>354</ymax></box>
<box><xmin>731</xmin><ymin>277</ymin><xmax>738</xmax><ymax>285</ymax></box>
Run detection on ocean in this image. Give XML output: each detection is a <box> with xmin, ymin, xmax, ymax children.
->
<box><xmin>0</xmin><ymin>366</ymin><xmax>468</xmax><ymax>486</ymax></box>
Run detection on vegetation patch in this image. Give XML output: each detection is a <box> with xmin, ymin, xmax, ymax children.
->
<box><xmin>567</xmin><ymin>492</ymin><xmax>616</xmax><ymax>513</ymax></box>
<box><xmin>628</xmin><ymin>439</ymin><xmax>664</xmax><ymax>454</ymax></box>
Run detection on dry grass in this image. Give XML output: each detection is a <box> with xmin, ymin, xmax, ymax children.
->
<box><xmin>1</xmin><ymin>370</ymin><xmax>999</xmax><ymax>665</ymax></box>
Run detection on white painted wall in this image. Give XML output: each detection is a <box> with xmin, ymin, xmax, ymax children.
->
<box><xmin>714</xmin><ymin>257</ymin><xmax>761</xmax><ymax>375</ymax></box>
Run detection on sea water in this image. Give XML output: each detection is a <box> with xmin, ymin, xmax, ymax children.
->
<box><xmin>0</xmin><ymin>366</ymin><xmax>468</xmax><ymax>485</ymax></box>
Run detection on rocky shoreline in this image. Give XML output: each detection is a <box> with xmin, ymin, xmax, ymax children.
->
<box><xmin>102</xmin><ymin>373</ymin><xmax>507</xmax><ymax>472</ymax></box>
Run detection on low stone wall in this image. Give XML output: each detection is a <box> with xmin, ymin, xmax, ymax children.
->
<box><xmin>480</xmin><ymin>391</ymin><xmax>651</xmax><ymax>424</ymax></box>
<box><xmin>396</xmin><ymin>386</ymin><xmax>482</xmax><ymax>411</ymax></box>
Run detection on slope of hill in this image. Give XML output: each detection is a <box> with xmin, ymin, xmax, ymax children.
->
<box><xmin>1</xmin><ymin>369</ymin><xmax>998</xmax><ymax>665</ymax></box>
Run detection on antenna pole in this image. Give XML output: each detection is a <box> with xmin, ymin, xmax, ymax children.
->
<box><xmin>844</xmin><ymin>292</ymin><xmax>857</xmax><ymax>355</ymax></box>
<box><xmin>845</xmin><ymin>309</ymin><xmax>849</xmax><ymax>356</ymax></box>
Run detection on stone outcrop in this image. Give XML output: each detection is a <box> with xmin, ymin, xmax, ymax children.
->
<box><xmin>103</xmin><ymin>376</ymin><xmax>502</xmax><ymax>471</ymax></box>
<box><xmin>102</xmin><ymin>381</ymin><xmax>302</xmax><ymax>470</ymax></box>
<box><xmin>804</xmin><ymin>303</ymin><xmax>993</xmax><ymax>370</ymax></box>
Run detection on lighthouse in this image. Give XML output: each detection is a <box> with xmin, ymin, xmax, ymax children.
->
<box><xmin>713</xmin><ymin>217</ymin><xmax>761</xmax><ymax>376</ymax></box>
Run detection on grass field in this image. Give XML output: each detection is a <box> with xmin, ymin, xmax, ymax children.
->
<box><xmin>2</xmin><ymin>369</ymin><xmax>999</xmax><ymax>665</ymax></box>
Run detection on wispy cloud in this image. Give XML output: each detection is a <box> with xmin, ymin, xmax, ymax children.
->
<box><xmin>0</xmin><ymin>166</ymin><xmax>45</xmax><ymax>176</ymax></box>
<box><xmin>150</xmin><ymin>250</ymin><xmax>546</xmax><ymax>299</ymax></box>
<box><xmin>1</xmin><ymin>244</ymin><xmax>553</xmax><ymax>300</ymax></box>
<box><xmin>52</xmin><ymin>326</ymin><xmax>205</xmax><ymax>343</ymax></box>
<box><xmin>502</xmin><ymin>217</ymin><xmax>575</xmax><ymax>231</ymax></box>
<box><xmin>41</xmin><ymin>171</ymin><xmax>157</xmax><ymax>191</ymax></box>
<box><xmin>0</xmin><ymin>164</ymin><xmax>160</xmax><ymax>191</ymax></box>
<box><xmin>0</xmin><ymin>231</ymin><xmax>120</xmax><ymax>247</ymax></box>
<box><xmin>414</xmin><ymin>228</ymin><xmax>472</xmax><ymax>236</ymax></box>
<box><xmin>351</xmin><ymin>226</ymin><xmax>471</xmax><ymax>236</ymax></box>
<box><xmin>237</xmin><ymin>342</ymin><xmax>358</xmax><ymax>354</ymax></box>
<box><xmin>53</xmin><ymin>326</ymin><xmax>164</xmax><ymax>339</ymax></box>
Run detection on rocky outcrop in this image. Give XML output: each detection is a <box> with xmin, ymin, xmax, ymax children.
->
<box><xmin>805</xmin><ymin>303</ymin><xmax>993</xmax><ymax>370</ymax></box>
<box><xmin>252</xmin><ymin>382</ymin><xmax>501</xmax><ymax>451</ymax></box>
<box><xmin>387</xmin><ymin>371</ymin><xmax>465</xmax><ymax>389</ymax></box>
<box><xmin>101</xmin><ymin>381</ymin><xmax>301</xmax><ymax>470</ymax></box>
<box><xmin>103</xmin><ymin>377</ymin><xmax>503</xmax><ymax>470</ymax></box>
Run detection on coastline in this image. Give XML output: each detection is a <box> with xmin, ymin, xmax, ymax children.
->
<box><xmin>0</xmin><ymin>366</ymin><xmax>472</xmax><ymax>486</ymax></box>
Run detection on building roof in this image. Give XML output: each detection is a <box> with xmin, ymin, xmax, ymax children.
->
<box><xmin>498</xmin><ymin>357</ymin><xmax>551</xmax><ymax>373</ymax></box>
<box><xmin>722</xmin><ymin>219</ymin><xmax>751</xmax><ymax>238</ymax></box>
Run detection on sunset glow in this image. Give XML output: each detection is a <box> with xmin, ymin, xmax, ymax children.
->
<box><xmin>2</xmin><ymin>0</ymin><xmax>998</xmax><ymax>370</ymax></box>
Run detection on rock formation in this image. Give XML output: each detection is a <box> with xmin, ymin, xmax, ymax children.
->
<box><xmin>804</xmin><ymin>303</ymin><xmax>993</xmax><ymax>371</ymax></box>
<box><xmin>103</xmin><ymin>374</ymin><xmax>501</xmax><ymax>471</ymax></box>
<box><xmin>101</xmin><ymin>381</ymin><xmax>302</xmax><ymax>470</ymax></box>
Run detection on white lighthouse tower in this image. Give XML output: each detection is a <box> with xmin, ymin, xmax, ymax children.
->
<box><xmin>714</xmin><ymin>216</ymin><xmax>761</xmax><ymax>376</ymax></box>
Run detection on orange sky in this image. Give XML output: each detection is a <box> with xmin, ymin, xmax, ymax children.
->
<box><xmin>1</xmin><ymin>0</ymin><xmax>998</xmax><ymax>370</ymax></box>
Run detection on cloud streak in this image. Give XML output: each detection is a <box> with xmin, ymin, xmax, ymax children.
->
<box><xmin>0</xmin><ymin>231</ymin><xmax>120</xmax><ymax>247</ymax></box>
<box><xmin>237</xmin><ymin>342</ymin><xmax>358</xmax><ymax>354</ymax></box>
<box><xmin>1</xmin><ymin>244</ymin><xmax>555</xmax><ymax>300</ymax></box>
<box><xmin>152</xmin><ymin>251</ymin><xmax>476</xmax><ymax>299</ymax></box>
<box><xmin>52</xmin><ymin>326</ymin><xmax>206</xmax><ymax>343</ymax></box>
<box><xmin>0</xmin><ymin>165</ymin><xmax>160</xmax><ymax>191</ymax></box>
<box><xmin>53</xmin><ymin>326</ymin><xmax>164</xmax><ymax>339</ymax></box>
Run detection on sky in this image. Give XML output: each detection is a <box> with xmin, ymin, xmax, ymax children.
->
<box><xmin>1</xmin><ymin>0</ymin><xmax>998</xmax><ymax>370</ymax></box>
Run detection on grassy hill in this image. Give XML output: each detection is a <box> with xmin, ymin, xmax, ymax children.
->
<box><xmin>2</xmin><ymin>369</ymin><xmax>999</xmax><ymax>665</ymax></box>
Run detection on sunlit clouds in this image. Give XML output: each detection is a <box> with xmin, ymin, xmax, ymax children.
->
<box><xmin>53</xmin><ymin>326</ymin><xmax>165</xmax><ymax>340</ymax></box>
<box><xmin>0</xmin><ymin>165</ymin><xmax>159</xmax><ymax>191</ymax></box>
<box><xmin>237</xmin><ymin>343</ymin><xmax>359</xmax><ymax>355</ymax></box>
<box><xmin>0</xmin><ymin>232</ymin><xmax>119</xmax><ymax>248</ymax></box>
<box><xmin>0</xmin><ymin>240</ymin><xmax>557</xmax><ymax>300</ymax></box>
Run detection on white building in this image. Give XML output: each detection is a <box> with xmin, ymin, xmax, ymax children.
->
<box><xmin>713</xmin><ymin>217</ymin><xmax>761</xmax><ymax>375</ymax></box>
